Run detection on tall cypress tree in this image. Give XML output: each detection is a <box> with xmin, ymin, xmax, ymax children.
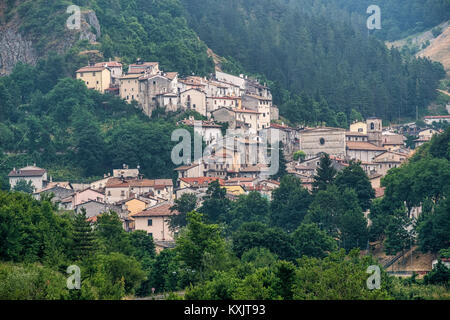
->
<box><xmin>72</xmin><ymin>209</ymin><xmax>95</xmax><ymax>261</ymax></box>
<box><xmin>312</xmin><ymin>153</ymin><xmax>337</xmax><ymax>193</ymax></box>
<box><xmin>271</xmin><ymin>142</ymin><xmax>288</xmax><ymax>181</ymax></box>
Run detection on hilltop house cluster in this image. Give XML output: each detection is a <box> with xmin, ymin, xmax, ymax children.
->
<box><xmin>9</xmin><ymin>118</ymin><xmax>443</xmax><ymax>251</ymax></box>
<box><xmin>76</xmin><ymin>60</ymin><xmax>278</xmax><ymax>126</ymax></box>
<box><xmin>6</xmin><ymin>61</ymin><xmax>442</xmax><ymax>250</ymax></box>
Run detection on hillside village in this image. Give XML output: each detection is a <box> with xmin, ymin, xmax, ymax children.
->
<box><xmin>6</xmin><ymin>60</ymin><xmax>449</xmax><ymax>254</ymax></box>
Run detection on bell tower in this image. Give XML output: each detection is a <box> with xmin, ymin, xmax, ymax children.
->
<box><xmin>366</xmin><ymin>117</ymin><xmax>382</xmax><ymax>147</ymax></box>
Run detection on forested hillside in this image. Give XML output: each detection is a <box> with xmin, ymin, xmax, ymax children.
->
<box><xmin>328</xmin><ymin>0</ymin><xmax>450</xmax><ymax>41</ymax></box>
<box><xmin>0</xmin><ymin>53</ymin><xmax>192</xmax><ymax>188</ymax></box>
<box><xmin>181</xmin><ymin>0</ymin><xmax>446</xmax><ymax>123</ymax></box>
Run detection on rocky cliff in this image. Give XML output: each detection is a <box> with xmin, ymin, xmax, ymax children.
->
<box><xmin>0</xmin><ymin>7</ymin><xmax>100</xmax><ymax>76</ymax></box>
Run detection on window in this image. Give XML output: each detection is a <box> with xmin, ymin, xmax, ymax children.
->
<box><xmin>370</xmin><ymin>123</ymin><xmax>375</xmax><ymax>130</ymax></box>
<box><xmin>92</xmin><ymin>72</ymin><xmax>96</xmax><ymax>76</ymax></box>
<box><xmin>147</xmin><ymin>219</ymin><xmax>153</xmax><ymax>226</ymax></box>
<box><xmin>320</xmin><ymin>138</ymin><xmax>325</xmax><ymax>145</ymax></box>
<box><xmin>96</xmin><ymin>81</ymin><xmax>99</xmax><ymax>84</ymax></box>
<box><xmin>148</xmin><ymin>233</ymin><xmax>153</xmax><ymax>238</ymax></box>
<box><xmin>121</xmin><ymin>190</ymin><xmax>125</xmax><ymax>196</ymax></box>
<box><xmin>107</xmin><ymin>191</ymin><xmax>111</xmax><ymax>196</ymax></box>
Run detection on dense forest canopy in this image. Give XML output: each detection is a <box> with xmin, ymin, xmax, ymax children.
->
<box><xmin>180</xmin><ymin>0</ymin><xmax>446</xmax><ymax>123</ymax></box>
<box><xmin>327</xmin><ymin>0</ymin><xmax>450</xmax><ymax>40</ymax></box>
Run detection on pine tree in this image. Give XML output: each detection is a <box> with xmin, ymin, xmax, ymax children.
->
<box><xmin>271</xmin><ymin>142</ymin><xmax>287</xmax><ymax>181</ymax></box>
<box><xmin>312</xmin><ymin>153</ymin><xmax>337</xmax><ymax>193</ymax></box>
<box><xmin>72</xmin><ymin>209</ymin><xmax>95</xmax><ymax>261</ymax></box>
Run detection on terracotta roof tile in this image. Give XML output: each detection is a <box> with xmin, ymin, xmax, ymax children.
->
<box><xmin>346</xmin><ymin>141</ymin><xmax>386</xmax><ymax>151</ymax></box>
<box><xmin>132</xmin><ymin>203</ymin><xmax>178</xmax><ymax>217</ymax></box>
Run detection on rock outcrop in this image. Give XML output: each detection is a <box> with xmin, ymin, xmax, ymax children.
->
<box><xmin>0</xmin><ymin>8</ymin><xmax>101</xmax><ymax>76</ymax></box>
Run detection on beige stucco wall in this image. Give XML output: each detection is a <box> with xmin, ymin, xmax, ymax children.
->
<box><xmin>300</xmin><ymin>128</ymin><xmax>346</xmax><ymax>159</ymax></box>
<box><xmin>134</xmin><ymin>216</ymin><xmax>174</xmax><ymax>241</ymax></box>
<box><xmin>77</xmin><ymin>69</ymin><xmax>111</xmax><ymax>93</ymax></box>
<box><xmin>119</xmin><ymin>77</ymin><xmax>140</xmax><ymax>103</ymax></box>
<box><xmin>181</xmin><ymin>90</ymin><xmax>207</xmax><ymax>116</ymax></box>
<box><xmin>350</xmin><ymin>122</ymin><xmax>367</xmax><ymax>134</ymax></box>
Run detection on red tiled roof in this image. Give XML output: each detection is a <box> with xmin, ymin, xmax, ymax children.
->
<box><xmin>175</xmin><ymin>163</ymin><xmax>200</xmax><ymax>171</ymax></box>
<box><xmin>165</xmin><ymin>72</ymin><xmax>178</xmax><ymax>80</ymax></box>
<box><xmin>346</xmin><ymin>131</ymin><xmax>368</xmax><ymax>136</ymax></box>
<box><xmin>210</xmin><ymin>96</ymin><xmax>239</xmax><ymax>100</ymax></box>
<box><xmin>244</xmin><ymin>94</ymin><xmax>272</xmax><ymax>101</ymax></box>
<box><xmin>132</xmin><ymin>203</ymin><xmax>178</xmax><ymax>217</ymax></box>
<box><xmin>8</xmin><ymin>166</ymin><xmax>46</xmax><ymax>177</ymax></box>
<box><xmin>119</xmin><ymin>74</ymin><xmax>142</xmax><ymax>79</ymax></box>
<box><xmin>270</xmin><ymin>123</ymin><xmax>292</xmax><ymax>130</ymax></box>
<box><xmin>235</xmin><ymin>109</ymin><xmax>261</xmax><ymax>114</ymax></box>
<box><xmin>94</xmin><ymin>61</ymin><xmax>122</xmax><ymax>68</ymax></box>
<box><xmin>180</xmin><ymin>177</ymin><xmax>224</xmax><ymax>186</ymax></box>
<box><xmin>424</xmin><ymin>115</ymin><xmax>450</xmax><ymax>119</ymax></box>
<box><xmin>346</xmin><ymin>141</ymin><xmax>386</xmax><ymax>151</ymax></box>
<box><xmin>106</xmin><ymin>179</ymin><xmax>173</xmax><ymax>188</ymax></box>
<box><xmin>76</xmin><ymin>66</ymin><xmax>108</xmax><ymax>73</ymax></box>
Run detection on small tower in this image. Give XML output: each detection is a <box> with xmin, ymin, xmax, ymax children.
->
<box><xmin>366</xmin><ymin>117</ymin><xmax>382</xmax><ymax>147</ymax></box>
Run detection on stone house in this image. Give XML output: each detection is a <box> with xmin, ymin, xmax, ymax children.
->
<box><xmin>127</xmin><ymin>61</ymin><xmax>159</xmax><ymax>76</ymax></box>
<box><xmin>175</xmin><ymin>163</ymin><xmax>205</xmax><ymax>180</ymax></box>
<box><xmin>373</xmin><ymin>151</ymin><xmax>408</xmax><ymax>176</ymax></box>
<box><xmin>242</xmin><ymin>94</ymin><xmax>272</xmax><ymax>131</ymax></box>
<box><xmin>299</xmin><ymin>127</ymin><xmax>347</xmax><ymax>160</ymax></box>
<box><xmin>349</xmin><ymin>121</ymin><xmax>367</xmax><ymax>134</ymax></box>
<box><xmin>139</xmin><ymin>74</ymin><xmax>177</xmax><ymax>116</ymax></box>
<box><xmin>131</xmin><ymin>203</ymin><xmax>179</xmax><ymax>241</ymax></box>
<box><xmin>346</xmin><ymin>141</ymin><xmax>386</xmax><ymax>163</ymax></box>
<box><xmin>180</xmin><ymin>88</ymin><xmax>207</xmax><ymax>116</ymax></box>
<box><xmin>76</xmin><ymin>66</ymin><xmax>111</xmax><ymax>93</ymax></box>
<box><xmin>382</xmin><ymin>132</ymin><xmax>405</xmax><ymax>151</ymax></box>
<box><xmin>94</xmin><ymin>61</ymin><xmax>123</xmax><ymax>85</ymax></box>
<box><xmin>155</xmin><ymin>92</ymin><xmax>179</xmax><ymax>112</ymax></box>
<box><xmin>346</xmin><ymin>131</ymin><xmax>369</xmax><ymax>142</ymax></box>
<box><xmin>206</xmin><ymin>96</ymin><xmax>240</xmax><ymax>116</ymax></box>
<box><xmin>424</xmin><ymin>115</ymin><xmax>450</xmax><ymax>125</ymax></box>
<box><xmin>119</xmin><ymin>74</ymin><xmax>141</xmax><ymax>103</ymax></box>
<box><xmin>8</xmin><ymin>165</ymin><xmax>48</xmax><ymax>191</ymax></box>
<box><xmin>105</xmin><ymin>179</ymin><xmax>174</xmax><ymax>204</ymax></box>
<box><xmin>74</xmin><ymin>200</ymin><xmax>122</xmax><ymax>219</ymax></box>
<box><xmin>33</xmin><ymin>184</ymin><xmax>75</xmax><ymax>208</ymax></box>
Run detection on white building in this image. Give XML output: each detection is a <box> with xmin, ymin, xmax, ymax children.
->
<box><xmin>8</xmin><ymin>165</ymin><xmax>48</xmax><ymax>191</ymax></box>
